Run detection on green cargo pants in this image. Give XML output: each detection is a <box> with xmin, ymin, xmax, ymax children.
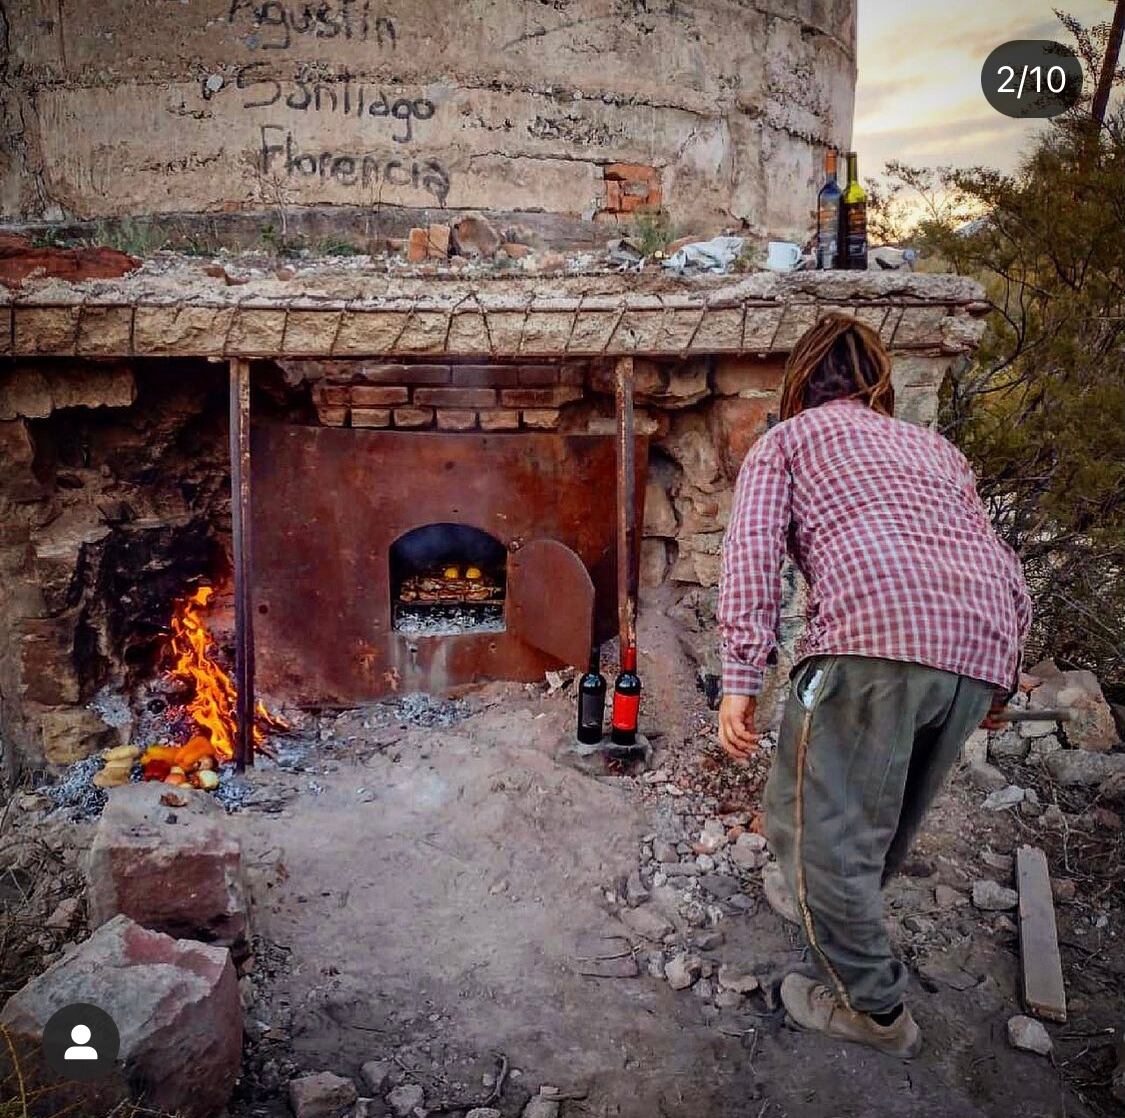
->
<box><xmin>764</xmin><ymin>655</ymin><xmax>994</xmax><ymax>1015</ymax></box>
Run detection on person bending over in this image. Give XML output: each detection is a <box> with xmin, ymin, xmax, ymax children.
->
<box><xmin>717</xmin><ymin>314</ymin><xmax>1030</xmax><ymax>1058</ymax></box>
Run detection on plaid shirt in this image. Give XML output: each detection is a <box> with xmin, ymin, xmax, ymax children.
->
<box><xmin>718</xmin><ymin>400</ymin><xmax>1032</xmax><ymax>696</ymax></box>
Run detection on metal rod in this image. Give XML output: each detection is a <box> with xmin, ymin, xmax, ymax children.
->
<box><xmin>614</xmin><ymin>356</ymin><xmax>637</xmax><ymax>653</ymax></box>
<box><xmin>230</xmin><ymin>357</ymin><xmax>255</xmax><ymax>771</ymax></box>
<box><xmin>997</xmin><ymin>708</ymin><xmax>1072</xmax><ymax>724</ymax></box>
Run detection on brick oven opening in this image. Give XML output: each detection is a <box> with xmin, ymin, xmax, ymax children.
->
<box><xmin>390</xmin><ymin>523</ymin><xmax>507</xmax><ymax>636</ymax></box>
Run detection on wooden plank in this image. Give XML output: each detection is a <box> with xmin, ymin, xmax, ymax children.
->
<box><xmin>1016</xmin><ymin>844</ymin><xmax>1067</xmax><ymax>1022</ymax></box>
<box><xmin>229</xmin><ymin>358</ymin><xmax>255</xmax><ymax>771</ymax></box>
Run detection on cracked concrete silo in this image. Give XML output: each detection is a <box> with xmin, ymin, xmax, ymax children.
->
<box><xmin>0</xmin><ymin>0</ymin><xmax>856</xmax><ymax>241</ymax></box>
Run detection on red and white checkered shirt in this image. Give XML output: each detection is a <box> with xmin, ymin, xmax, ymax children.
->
<box><xmin>718</xmin><ymin>399</ymin><xmax>1032</xmax><ymax>696</ymax></box>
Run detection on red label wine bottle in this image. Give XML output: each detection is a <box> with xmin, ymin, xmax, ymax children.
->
<box><xmin>577</xmin><ymin>646</ymin><xmax>607</xmax><ymax>745</ymax></box>
<box><xmin>610</xmin><ymin>645</ymin><xmax>641</xmax><ymax>746</ymax></box>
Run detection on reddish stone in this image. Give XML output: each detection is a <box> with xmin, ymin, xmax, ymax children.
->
<box><xmin>518</xmin><ymin>364</ymin><xmax>561</xmax><ymax>386</ymax></box>
<box><xmin>414</xmin><ymin>386</ymin><xmax>497</xmax><ymax>408</ymax></box>
<box><xmin>435</xmin><ymin>409</ymin><xmax>478</xmax><ymax>431</ymax></box>
<box><xmin>406</xmin><ymin>228</ymin><xmax>428</xmax><ymax>263</ymax></box>
<box><xmin>425</xmin><ymin>223</ymin><xmax>451</xmax><ymax>259</ymax></box>
<box><xmin>0</xmin><ymin>235</ymin><xmax>139</xmax><ymax>288</ymax></box>
<box><xmin>0</xmin><ymin>915</ymin><xmax>241</xmax><ymax>1118</ymax></box>
<box><xmin>451</xmin><ymin>364</ymin><xmax>519</xmax><ymax>388</ymax></box>
<box><xmin>351</xmin><ymin>408</ymin><xmax>391</xmax><ymax>428</ymax></box>
<box><xmin>604</xmin><ymin>162</ymin><xmax>659</xmax><ymax>182</ymax></box>
<box><xmin>499</xmin><ymin>386</ymin><xmax>583</xmax><ymax>408</ymax></box>
<box><xmin>393</xmin><ymin>407</ymin><xmax>434</xmax><ymax>428</ymax></box>
<box><xmin>479</xmin><ymin>409</ymin><xmax>520</xmax><ymax>431</ymax></box>
<box><xmin>450</xmin><ymin>214</ymin><xmax>501</xmax><ymax>258</ymax></box>
<box><xmin>86</xmin><ymin>783</ymin><xmax>249</xmax><ymax>950</ymax></box>
<box><xmin>350</xmin><ymin>385</ymin><xmax>408</xmax><ymax>407</ymax></box>
<box><xmin>711</xmin><ymin>397</ymin><xmax>774</xmax><ymax>478</ymax></box>
<box><xmin>521</xmin><ymin>409</ymin><xmax>561</xmax><ymax>429</ymax></box>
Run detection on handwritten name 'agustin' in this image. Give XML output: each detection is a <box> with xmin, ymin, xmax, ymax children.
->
<box><xmin>260</xmin><ymin>126</ymin><xmax>450</xmax><ymax>204</ymax></box>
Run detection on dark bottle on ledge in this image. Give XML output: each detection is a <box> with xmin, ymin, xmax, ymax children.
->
<box><xmin>840</xmin><ymin>150</ymin><xmax>868</xmax><ymax>271</ymax></box>
<box><xmin>816</xmin><ymin>148</ymin><xmax>842</xmax><ymax>270</ymax></box>
<box><xmin>576</xmin><ymin>646</ymin><xmax>607</xmax><ymax>745</ymax></box>
<box><xmin>610</xmin><ymin>646</ymin><xmax>642</xmax><ymax>747</ymax></box>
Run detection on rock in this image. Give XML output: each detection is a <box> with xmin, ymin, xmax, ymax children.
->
<box><xmin>86</xmin><ymin>783</ymin><xmax>249</xmax><ymax>949</ymax></box>
<box><xmin>962</xmin><ymin>730</ymin><xmax>989</xmax><ymax>766</ymax></box>
<box><xmin>289</xmin><ymin>1072</ymin><xmax>358</xmax><ymax>1118</ymax></box>
<box><xmin>653</xmin><ymin>839</ymin><xmax>679</xmax><ymax>863</ymax></box>
<box><xmin>1051</xmin><ymin>879</ymin><xmax>1076</xmax><ymax>903</ymax></box>
<box><xmin>1018</xmin><ymin>718</ymin><xmax>1058</xmax><ymax>739</ymax></box>
<box><xmin>695</xmin><ymin>853</ymin><xmax>716</xmax><ymax>872</ymax></box>
<box><xmin>904</xmin><ymin>915</ymin><xmax>935</xmax><ymax>935</ymax></box>
<box><xmin>1031</xmin><ymin>668</ymin><xmax>1118</xmax><ymax>752</ymax></box>
<box><xmin>934</xmin><ymin>885</ymin><xmax>966</xmax><ymax>909</ymax></box>
<box><xmin>361</xmin><ymin>1060</ymin><xmax>395</xmax><ymax>1095</ymax></box>
<box><xmin>972</xmin><ymin>880</ymin><xmax>1019</xmax><ymax>911</ymax></box>
<box><xmin>717</xmin><ymin>962</ymin><xmax>760</xmax><ymax>993</ymax></box>
<box><xmin>762</xmin><ymin>861</ymin><xmax>800</xmax><ymax>924</ymax></box>
<box><xmin>1092</xmin><ymin>806</ymin><xmax>1123</xmax><ymax>831</ymax></box>
<box><xmin>643</xmin><ymin>479</ymin><xmax>678</xmax><ymax>537</ymax></box>
<box><xmin>1007</xmin><ymin>1015</ymin><xmax>1053</xmax><ymax>1056</ymax></box>
<box><xmin>1047</xmin><ymin>750</ymin><xmax>1125</xmax><ymax>786</ymax></box>
<box><xmin>965</xmin><ymin>762</ymin><xmax>1008</xmax><ymax>792</ymax></box>
<box><xmin>990</xmin><ymin>731</ymin><xmax>1030</xmax><ymax>762</ymax></box>
<box><xmin>387</xmin><ymin>1083</ymin><xmax>425</xmax><ymax>1116</ymax></box>
<box><xmin>619</xmin><ymin>906</ymin><xmax>674</xmax><ymax>942</ymax></box>
<box><xmin>982</xmin><ymin>850</ymin><xmax>1014</xmax><ymax>874</ymax></box>
<box><xmin>523</xmin><ymin>1094</ymin><xmax>561</xmax><ymax>1118</ymax></box>
<box><xmin>1028</xmin><ymin>733</ymin><xmax>1063</xmax><ymax>762</ymax></box>
<box><xmin>700</xmin><ymin>873</ymin><xmax>740</xmax><ymax>900</ymax></box>
<box><xmin>731</xmin><ymin>833</ymin><xmax>769</xmax><ymax>870</ymax></box>
<box><xmin>625</xmin><ymin>869</ymin><xmax>650</xmax><ymax>907</ymax></box>
<box><xmin>697</xmin><ymin>818</ymin><xmax>728</xmax><ymax>853</ymax></box>
<box><xmin>466</xmin><ymin>1110</ymin><xmax>503</xmax><ymax>1118</ymax></box>
<box><xmin>694</xmin><ymin>930</ymin><xmax>725</xmax><ymax>951</ymax></box>
<box><xmin>1099</xmin><ymin>772</ymin><xmax>1125</xmax><ymax>806</ymax></box>
<box><xmin>451</xmin><ymin>214</ymin><xmax>501</xmax><ymax>258</ymax></box>
<box><xmin>983</xmin><ymin>785</ymin><xmax>1025</xmax><ymax>810</ymax></box>
<box><xmin>1041</xmin><ymin>804</ymin><xmax>1067</xmax><ymax>830</ymax></box>
<box><xmin>0</xmin><ymin>915</ymin><xmax>240</xmax><ymax>1118</ymax></box>
<box><xmin>45</xmin><ymin>896</ymin><xmax>81</xmax><ymax>931</ymax></box>
<box><xmin>714</xmin><ymin>988</ymin><xmax>744</xmax><ymax>1009</ymax></box>
<box><xmin>665</xmin><ymin>952</ymin><xmax>703</xmax><ymax>990</ymax></box>
<box><xmin>1114</xmin><ymin>1037</ymin><xmax>1125</xmax><ymax>1105</ymax></box>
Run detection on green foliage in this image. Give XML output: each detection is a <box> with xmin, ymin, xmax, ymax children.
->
<box><xmin>91</xmin><ymin>217</ymin><xmax>168</xmax><ymax>257</ymax></box>
<box><xmin>632</xmin><ymin>210</ymin><xmax>675</xmax><ymax>257</ymax></box>
<box><xmin>317</xmin><ymin>238</ymin><xmax>363</xmax><ymax>257</ymax></box>
<box><xmin>901</xmin><ymin>73</ymin><xmax>1125</xmax><ymax>690</ymax></box>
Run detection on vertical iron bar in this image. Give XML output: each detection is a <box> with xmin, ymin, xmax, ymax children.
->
<box><xmin>230</xmin><ymin>358</ymin><xmax>255</xmax><ymax>771</ymax></box>
<box><xmin>615</xmin><ymin>356</ymin><xmax>637</xmax><ymax>653</ymax></box>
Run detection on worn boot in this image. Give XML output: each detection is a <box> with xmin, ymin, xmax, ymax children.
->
<box><xmin>781</xmin><ymin>973</ymin><xmax>923</xmax><ymax>1059</ymax></box>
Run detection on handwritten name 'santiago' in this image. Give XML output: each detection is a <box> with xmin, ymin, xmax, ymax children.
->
<box><xmin>259</xmin><ymin>126</ymin><xmax>451</xmax><ymax>204</ymax></box>
<box><xmin>232</xmin><ymin>64</ymin><xmax>435</xmax><ymax>143</ymax></box>
<box><xmin>228</xmin><ymin>0</ymin><xmax>395</xmax><ymax>51</ymax></box>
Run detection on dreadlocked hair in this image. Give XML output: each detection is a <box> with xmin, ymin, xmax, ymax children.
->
<box><xmin>778</xmin><ymin>314</ymin><xmax>895</xmax><ymax>421</ymax></box>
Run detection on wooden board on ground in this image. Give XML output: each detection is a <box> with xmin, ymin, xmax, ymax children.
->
<box><xmin>1016</xmin><ymin>844</ymin><xmax>1067</xmax><ymax>1023</ymax></box>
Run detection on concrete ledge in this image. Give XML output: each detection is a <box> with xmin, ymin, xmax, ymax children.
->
<box><xmin>3</xmin><ymin>263</ymin><xmax>989</xmax><ymax>359</ymax></box>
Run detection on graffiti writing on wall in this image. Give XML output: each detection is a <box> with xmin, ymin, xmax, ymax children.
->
<box><xmin>227</xmin><ymin>0</ymin><xmax>395</xmax><ymax>51</ymax></box>
<box><xmin>259</xmin><ymin>126</ymin><xmax>451</xmax><ymax>204</ymax></box>
<box><xmin>231</xmin><ymin>64</ymin><xmax>435</xmax><ymax>143</ymax></box>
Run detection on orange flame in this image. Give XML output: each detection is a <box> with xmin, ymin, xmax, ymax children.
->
<box><xmin>168</xmin><ymin>586</ymin><xmax>239</xmax><ymax>759</ymax></box>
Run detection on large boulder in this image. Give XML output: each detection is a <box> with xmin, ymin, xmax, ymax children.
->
<box><xmin>0</xmin><ymin>915</ymin><xmax>241</xmax><ymax>1118</ymax></box>
<box><xmin>1028</xmin><ymin>661</ymin><xmax>1119</xmax><ymax>753</ymax></box>
<box><xmin>86</xmin><ymin>783</ymin><xmax>249</xmax><ymax>950</ymax></box>
<box><xmin>1046</xmin><ymin>750</ymin><xmax>1125</xmax><ymax>787</ymax></box>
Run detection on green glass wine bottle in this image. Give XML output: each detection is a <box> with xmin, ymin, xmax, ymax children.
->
<box><xmin>839</xmin><ymin>151</ymin><xmax>868</xmax><ymax>271</ymax></box>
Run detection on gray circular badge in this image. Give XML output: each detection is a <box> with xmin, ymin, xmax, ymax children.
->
<box><xmin>982</xmin><ymin>41</ymin><xmax>1083</xmax><ymax>119</ymax></box>
<box><xmin>41</xmin><ymin>1003</ymin><xmax>120</xmax><ymax>1082</ymax></box>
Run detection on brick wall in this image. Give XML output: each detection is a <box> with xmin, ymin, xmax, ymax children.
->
<box><xmin>310</xmin><ymin>362</ymin><xmax>587</xmax><ymax>432</ymax></box>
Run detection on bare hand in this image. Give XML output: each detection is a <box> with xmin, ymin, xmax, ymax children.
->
<box><xmin>980</xmin><ymin>691</ymin><xmax>1008</xmax><ymax>731</ymax></box>
<box><xmin>718</xmin><ymin>694</ymin><xmax>760</xmax><ymax>763</ymax></box>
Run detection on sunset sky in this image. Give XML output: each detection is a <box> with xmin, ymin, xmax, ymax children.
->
<box><xmin>854</xmin><ymin>0</ymin><xmax>1118</xmax><ymax>176</ymax></box>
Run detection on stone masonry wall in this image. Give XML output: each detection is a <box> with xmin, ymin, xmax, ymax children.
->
<box><xmin>0</xmin><ymin>0</ymin><xmax>855</xmax><ymax>239</ymax></box>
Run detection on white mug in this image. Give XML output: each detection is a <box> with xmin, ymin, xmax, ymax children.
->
<box><xmin>767</xmin><ymin>241</ymin><xmax>802</xmax><ymax>272</ymax></box>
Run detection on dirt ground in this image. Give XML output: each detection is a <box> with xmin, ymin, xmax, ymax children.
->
<box><xmin>3</xmin><ymin>611</ymin><xmax>1123</xmax><ymax>1118</ymax></box>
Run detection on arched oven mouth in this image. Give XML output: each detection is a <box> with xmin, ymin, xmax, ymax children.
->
<box><xmin>389</xmin><ymin>522</ymin><xmax>507</xmax><ymax>636</ymax></box>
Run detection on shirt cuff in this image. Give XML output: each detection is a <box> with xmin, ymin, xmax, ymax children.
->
<box><xmin>722</xmin><ymin>659</ymin><xmax>763</xmax><ymax>697</ymax></box>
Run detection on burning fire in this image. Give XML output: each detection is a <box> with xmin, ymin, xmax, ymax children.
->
<box><xmin>136</xmin><ymin>585</ymin><xmax>285</xmax><ymax>788</ymax></box>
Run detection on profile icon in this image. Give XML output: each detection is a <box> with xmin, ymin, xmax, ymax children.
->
<box><xmin>64</xmin><ymin>1023</ymin><xmax>98</xmax><ymax>1060</ymax></box>
<box><xmin>42</xmin><ymin>1003</ymin><xmax>119</xmax><ymax>1082</ymax></box>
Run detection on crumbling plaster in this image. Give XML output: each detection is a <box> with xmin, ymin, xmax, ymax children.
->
<box><xmin>0</xmin><ymin>0</ymin><xmax>855</xmax><ymax>237</ymax></box>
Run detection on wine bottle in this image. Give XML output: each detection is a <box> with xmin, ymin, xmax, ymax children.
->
<box><xmin>840</xmin><ymin>151</ymin><xmax>868</xmax><ymax>271</ymax></box>
<box><xmin>816</xmin><ymin>148</ymin><xmax>842</xmax><ymax>270</ymax></box>
<box><xmin>576</xmin><ymin>646</ymin><xmax>607</xmax><ymax>745</ymax></box>
<box><xmin>610</xmin><ymin>646</ymin><xmax>641</xmax><ymax>747</ymax></box>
